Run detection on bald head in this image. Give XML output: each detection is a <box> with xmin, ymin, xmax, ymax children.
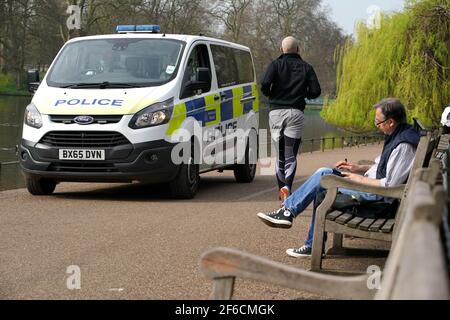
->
<box><xmin>281</xmin><ymin>36</ymin><xmax>299</xmax><ymax>54</ymax></box>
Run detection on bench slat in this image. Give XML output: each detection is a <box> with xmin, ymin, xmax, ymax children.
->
<box><xmin>381</xmin><ymin>219</ymin><xmax>396</xmax><ymax>233</ymax></box>
<box><xmin>347</xmin><ymin>217</ymin><xmax>365</xmax><ymax>228</ymax></box>
<box><xmin>324</xmin><ymin>220</ymin><xmax>393</xmax><ymax>242</ymax></box>
<box><xmin>359</xmin><ymin>218</ymin><xmax>376</xmax><ymax>231</ymax></box>
<box><xmin>335</xmin><ymin>213</ymin><xmax>354</xmax><ymax>225</ymax></box>
<box><xmin>369</xmin><ymin>219</ymin><xmax>387</xmax><ymax>232</ymax></box>
<box><xmin>326</xmin><ymin>211</ymin><xmax>343</xmax><ymax>221</ymax></box>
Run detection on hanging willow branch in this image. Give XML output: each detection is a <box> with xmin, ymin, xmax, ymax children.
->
<box><xmin>321</xmin><ymin>0</ymin><xmax>450</xmax><ymax>132</ymax></box>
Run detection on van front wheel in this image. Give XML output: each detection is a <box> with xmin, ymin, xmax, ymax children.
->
<box><xmin>26</xmin><ymin>177</ymin><xmax>56</xmax><ymax>195</ymax></box>
<box><xmin>169</xmin><ymin>147</ymin><xmax>199</xmax><ymax>199</ymax></box>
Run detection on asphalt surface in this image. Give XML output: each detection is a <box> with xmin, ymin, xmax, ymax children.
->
<box><xmin>0</xmin><ymin>144</ymin><xmax>390</xmax><ymax>299</ymax></box>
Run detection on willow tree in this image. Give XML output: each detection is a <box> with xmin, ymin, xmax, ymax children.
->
<box><xmin>321</xmin><ymin>0</ymin><xmax>450</xmax><ymax>132</ymax></box>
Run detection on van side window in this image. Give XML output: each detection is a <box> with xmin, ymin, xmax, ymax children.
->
<box><xmin>211</xmin><ymin>45</ymin><xmax>253</xmax><ymax>88</ymax></box>
<box><xmin>235</xmin><ymin>50</ymin><xmax>254</xmax><ymax>84</ymax></box>
<box><xmin>181</xmin><ymin>44</ymin><xmax>212</xmax><ymax>99</ymax></box>
<box><xmin>211</xmin><ymin>45</ymin><xmax>238</xmax><ymax>88</ymax></box>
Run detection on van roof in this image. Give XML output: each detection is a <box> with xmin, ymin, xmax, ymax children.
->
<box><xmin>66</xmin><ymin>33</ymin><xmax>251</xmax><ymax>52</ymax></box>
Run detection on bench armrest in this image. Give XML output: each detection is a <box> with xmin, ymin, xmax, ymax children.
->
<box><xmin>200</xmin><ymin>247</ymin><xmax>374</xmax><ymax>300</ymax></box>
<box><xmin>320</xmin><ymin>175</ymin><xmax>405</xmax><ymax>199</ymax></box>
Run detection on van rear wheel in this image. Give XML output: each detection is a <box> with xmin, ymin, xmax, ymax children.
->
<box><xmin>26</xmin><ymin>177</ymin><xmax>56</xmax><ymax>195</ymax></box>
<box><xmin>234</xmin><ymin>163</ymin><xmax>256</xmax><ymax>183</ymax></box>
<box><xmin>234</xmin><ymin>137</ymin><xmax>257</xmax><ymax>183</ymax></box>
<box><xmin>169</xmin><ymin>144</ymin><xmax>199</xmax><ymax>199</ymax></box>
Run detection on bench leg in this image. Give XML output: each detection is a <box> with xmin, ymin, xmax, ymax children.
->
<box><xmin>311</xmin><ymin>188</ymin><xmax>337</xmax><ymax>271</ymax></box>
<box><xmin>210</xmin><ymin>277</ymin><xmax>235</xmax><ymax>300</ymax></box>
<box><xmin>332</xmin><ymin>233</ymin><xmax>343</xmax><ymax>250</ymax></box>
<box><xmin>311</xmin><ymin>212</ymin><xmax>326</xmax><ymax>271</ymax></box>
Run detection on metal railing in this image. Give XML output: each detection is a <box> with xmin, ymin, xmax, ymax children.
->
<box><xmin>0</xmin><ymin>160</ymin><xmax>19</xmax><ymax>168</ymax></box>
<box><xmin>0</xmin><ymin>145</ymin><xmax>19</xmax><ymax>172</ymax></box>
<box><xmin>0</xmin><ymin>123</ymin><xmax>19</xmax><ymax>127</ymax></box>
<box><xmin>0</xmin><ymin>134</ymin><xmax>385</xmax><ymax>168</ymax></box>
<box><xmin>301</xmin><ymin>134</ymin><xmax>384</xmax><ymax>153</ymax></box>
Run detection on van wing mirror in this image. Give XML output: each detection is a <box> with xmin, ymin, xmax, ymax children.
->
<box><xmin>180</xmin><ymin>67</ymin><xmax>211</xmax><ymax>99</ymax></box>
<box><xmin>196</xmin><ymin>67</ymin><xmax>211</xmax><ymax>83</ymax></box>
<box><xmin>27</xmin><ymin>69</ymin><xmax>40</xmax><ymax>94</ymax></box>
<box><xmin>28</xmin><ymin>82</ymin><xmax>40</xmax><ymax>94</ymax></box>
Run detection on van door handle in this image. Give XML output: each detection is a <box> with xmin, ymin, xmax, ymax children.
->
<box><xmin>240</xmin><ymin>96</ymin><xmax>256</xmax><ymax>103</ymax></box>
<box><xmin>214</xmin><ymin>93</ymin><xmax>227</xmax><ymax>101</ymax></box>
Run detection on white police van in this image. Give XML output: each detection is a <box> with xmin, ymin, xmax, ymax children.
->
<box><xmin>20</xmin><ymin>25</ymin><xmax>259</xmax><ymax>198</ymax></box>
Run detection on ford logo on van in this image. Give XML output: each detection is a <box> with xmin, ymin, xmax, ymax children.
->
<box><xmin>74</xmin><ymin>115</ymin><xmax>94</xmax><ymax>125</ymax></box>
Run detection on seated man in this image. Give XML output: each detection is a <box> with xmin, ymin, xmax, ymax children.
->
<box><xmin>257</xmin><ymin>98</ymin><xmax>420</xmax><ymax>257</ymax></box>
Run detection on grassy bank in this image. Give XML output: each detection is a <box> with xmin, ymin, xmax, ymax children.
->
<box><xmin>0</xmin><ymin>87</ymin><xmax>31</xmax><ymax>97</ymax></box>
<box><xmin>0</xmin><ymin>74</ymin><xmax>30</xmax><ymax>97</ymax></box>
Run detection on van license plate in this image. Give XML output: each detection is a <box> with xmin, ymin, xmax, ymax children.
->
<box><xmin>59</xmin><ymin>149</ymin><xmax>105</xmax><ymax>160</ymax></box>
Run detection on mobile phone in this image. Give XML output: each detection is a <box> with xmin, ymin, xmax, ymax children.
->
<box><xmin>332</xmin><ymin>168</ymin><xmax>345</xmax><ymax>177</ymax></box>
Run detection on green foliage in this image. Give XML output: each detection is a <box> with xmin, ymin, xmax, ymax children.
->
<box><xmin>0</xmin><ymin>73</ymin><xmax>30</xmax><ymax>96</ymax></box>
<box><xmin>321</xmin><ymin>0</ymin><xmax>450</xmax><ymax>132</ymax></box>
<box><xmin>0</xmin><ymin>73</ymin><xmax>14</xmax><ymax>88</ymax></box>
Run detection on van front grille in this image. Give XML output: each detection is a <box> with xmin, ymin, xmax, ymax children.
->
<box><xmin>50</xmin><ymin>115</ymin><xmax>123</xmax><ymax>124</ymax></box>
<box><xmin>48</xmin><ymin>162</ymin><xmax>119</xmax><ymax>173</ymax></box>
<box><xmin>39</xmin><ymin>131</ymin><xmax>130</xmax><ymax>148</ymax></box>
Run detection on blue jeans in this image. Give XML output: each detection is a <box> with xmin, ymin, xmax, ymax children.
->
<box><xmin>283</xmin><ymin>167</ymin><xmax>380</xmax><ymax>248</ymax></box>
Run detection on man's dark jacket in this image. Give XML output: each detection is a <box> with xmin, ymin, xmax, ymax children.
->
<box><xmin>376</xmin><ymin>123</ymin><xmax>420</xmax><ymax>180</ymax></box>
<box><xmin>261</xmin><ymin>53</ymin><xmax>321</xmax><ymax>111</ymax></box>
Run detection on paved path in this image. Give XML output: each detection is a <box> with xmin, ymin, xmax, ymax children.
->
<box><xmin>0</xmin><ymin>144</ymin><xmax>389</xmax><ymax>299</ymax></box>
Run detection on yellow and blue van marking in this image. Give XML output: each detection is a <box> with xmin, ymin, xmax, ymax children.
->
<box><xmin>166</xmin><ymin>84</ymin><xmax>258</xmax><ymax>136</ymax></box>
<box><xmin>185</xmin><ymin>97</ymin><xmax>206</xmax><ymax>123</ymax></box>
<box><xmin>243</xmin><ymin>85</ymin><xmax>254</xmax><ymax>114</ymax></box>
<box><xmin>220</xmin><ymin>90</ymin><xmax>234</xmax><ymax>122</ymax></box>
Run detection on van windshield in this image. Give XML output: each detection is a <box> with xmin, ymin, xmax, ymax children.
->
<box><xmin>46</xmin><ymin>38</ymin><xmax>185</xmax><ymax>88</ymax></box>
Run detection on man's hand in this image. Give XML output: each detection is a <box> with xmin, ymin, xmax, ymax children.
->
<box><xmin>335</xmin><ymin>161</ymin><xmax>362</xmax><ymax>173</ymax></box>
<box><xmin>341</xmin><ymin>172</ymin><xmax>364</xmax><ymax>183</ymax></box>
<box><xmin>335</xmin><ymin>160</ymin><xmax>372</xmax><ymax>174</ymax></box>
<box><xmin>341</xmin><ymin>172</ymin><xmax>381</xmax><ymax>187</ymax></box>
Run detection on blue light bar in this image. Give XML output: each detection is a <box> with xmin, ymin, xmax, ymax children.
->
<box><xmin>116</xmin><ymin>25</ymin><xmax>136</xmax><ymax>33</ymax></box>
<box><xmin>135</xmin><ymin>25</ymin><xmax>161</xmax><ymax>33</ymax></box>
<box><xmin>116</xmin><ymin>24</ymin><xmax>161</xmax><ymax>33</ymax></box>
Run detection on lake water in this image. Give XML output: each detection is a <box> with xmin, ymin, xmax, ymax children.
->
<box><xmin>0</xmin><ymin>96</ymin><xmax>363</xmax><ymax>191</ymax></box>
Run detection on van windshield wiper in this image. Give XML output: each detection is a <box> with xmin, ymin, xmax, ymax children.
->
<box><xmin>60</xmin><ymin>82</ymin><xmax>142</xmax><ymax>89</ymax></box>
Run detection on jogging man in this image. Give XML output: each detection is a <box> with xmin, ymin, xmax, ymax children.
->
<box><xmin>261</xmin><ymin>36</ymin><xmax>321</xmax><ymax>206</ymax></box>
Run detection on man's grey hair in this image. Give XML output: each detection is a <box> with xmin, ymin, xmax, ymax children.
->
<box><xmin>281</xmin><ymin>36</ymin><xmax>299</xmax><ymax>54</ymax></box>
<box><xmin>373</xmin><ymin>98</ymin><xmax>407</xmax><ymax>124</ymax></box>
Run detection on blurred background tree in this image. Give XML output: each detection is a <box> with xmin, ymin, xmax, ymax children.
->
<box><xmin>0</xmin><ymin>0</ymin><xmax>345</xmax><ymax>95</ymax></box>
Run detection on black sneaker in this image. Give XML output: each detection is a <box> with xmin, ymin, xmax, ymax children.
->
<box><xmin>257</xmin><ymin>207</ymin><xmax>293</xmax><ymax>229</ymax></box>
<box><xmin>286</xmin><ymin>245</ymin><xmax>312</xmax><ymax>257</ymax></box>
<box><xmin>286</xmin><ymin>245</ymin><xmax>326</xmax><ymax>258</ymax></box>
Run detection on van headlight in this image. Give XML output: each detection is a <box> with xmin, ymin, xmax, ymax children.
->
<box><xmin>24</xmin><ymin>103</ymin><xmax>43</xmax><ymax>129</ymax></box>
<box><xmin>128</xmin><ymin>98</ymin><xmax>174</xmax><ymax>129</ymax></box>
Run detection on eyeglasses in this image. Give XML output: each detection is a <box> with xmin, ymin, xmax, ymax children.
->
<box><xmin>374</xmin><ymin>118</ymin><xmax>389</xmax><ymax>126</ymax></box>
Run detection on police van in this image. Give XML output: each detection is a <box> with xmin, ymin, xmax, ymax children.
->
<box><xmin>20</xmin><ymin>25</ymin><xmax>259</xmax><ymax>198</ymax></box>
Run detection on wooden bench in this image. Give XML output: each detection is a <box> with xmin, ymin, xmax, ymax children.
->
<box><xmin>199</xmin><ymin>165</ymin><xmax>449</xmax><ymax>299</ymax></box>
<box><xmin>437</xmin><ymin>134</ymin><xmax>450</xmax><ymax>283</ymax></box>
<box><xmin>375</xmin><ymin>168</ymin><xmax>449</xmax><ymax>299</ymax></box>
<box><xmin>310</xmin><ymin>132</ymin><xmax>438</xmax><ymax>271</ymax></box>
